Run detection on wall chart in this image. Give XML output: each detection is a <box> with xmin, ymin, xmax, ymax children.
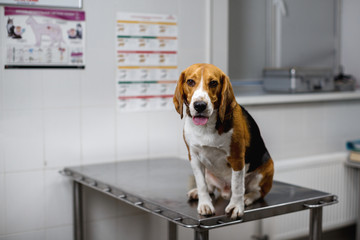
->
<box><xmin>116</xmin><ymin>12</ymin><xmax>178</xmax><ymax>112</ymax></box>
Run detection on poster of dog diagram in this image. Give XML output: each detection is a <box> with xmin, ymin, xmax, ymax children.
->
<box><xmin>3</xmin><ymin>6</ymin><xmax>85</xmax><ymax>68</ymax></box>
<box><xmin>116</xmin><ymin>12</ymin><xmax>178</xmax><ymax>112</ymax></box>
<box><xmin>0</xmin><ymin>0</ymin><xmax>82</xmax><ymax>8</ymax></box>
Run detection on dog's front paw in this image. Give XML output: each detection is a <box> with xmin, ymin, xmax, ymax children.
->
<box><xmin>197</xmin><ymin>201</ymin><xmax>215</xmax><ymax>216</ymax></box>
<box><xmin>225</xmin><ymin>200</ymin><xmax>244</xmax><ymax>219</ymax></box>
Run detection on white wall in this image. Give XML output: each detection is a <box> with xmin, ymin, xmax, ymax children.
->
<box><xmin>0</xmin><ymin>0</ymin><xmax>206</xmax><ymax>239</ymax></box>
<box><xmin>341</xmin><ymin>0</ymin><xmax>360</xmax><ymax>82</ymax></box>
<box><xmin>1</xmin><ymin>0</ymin><xmax>360</xmax><ymax>240</ymax></box>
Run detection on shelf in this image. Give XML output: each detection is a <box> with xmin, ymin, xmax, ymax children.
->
<box><xmin>235</xmin><ymin>90</ymin><xmax>360</xmax><ymax>106</ymax></box>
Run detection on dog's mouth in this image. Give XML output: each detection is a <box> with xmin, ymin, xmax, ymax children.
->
<box><xmin>192</xmin><ymin>116</ymin><xmax>209</xmax><ymax>126</ymax></box>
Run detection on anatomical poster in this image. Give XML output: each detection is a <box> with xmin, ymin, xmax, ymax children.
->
<box><xmin>116</xmin><ymin>12</ymin><xmax>178</xmax><ymax>112</ymax></box>
<box><xmin>3</xmin><ymin>6</ymin><xmax>85</xmax><ymax>68</ymax></box>
<box><xmin>0</xmin><ymin>0</ymin><xmax>82</xmax><ymax>9</ymax></box>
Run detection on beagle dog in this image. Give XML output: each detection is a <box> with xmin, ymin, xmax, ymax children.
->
<box><xmin>173</xmin><ymin>63</ymin><xmax>274</xmax><ymax>219</ymax></box>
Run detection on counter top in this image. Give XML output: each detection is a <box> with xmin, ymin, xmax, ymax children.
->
<box><xmin>235</xmin><ymin>90</ymin><xmax>360</xmax><ymax>106</ymax></box>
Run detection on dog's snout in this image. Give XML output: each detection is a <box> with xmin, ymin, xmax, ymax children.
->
<box><xmin>194</xmin><ymin>101</ymin><xmax>207</xmax><ymax>113</ymax></box>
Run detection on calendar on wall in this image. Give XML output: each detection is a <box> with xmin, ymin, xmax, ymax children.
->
<box><xmin>115</xmin><ymin>12</ymin><xmax>178</xmax><ymax>112</ymax></box>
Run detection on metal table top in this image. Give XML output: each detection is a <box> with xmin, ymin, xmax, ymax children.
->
<box><xmin>62</xmin><ymin>158</ymin><xmax>337</xmax><ymax>229</ymax></box>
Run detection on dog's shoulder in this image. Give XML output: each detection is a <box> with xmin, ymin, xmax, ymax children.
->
<box><xmin>239</xmin><ymin>105</ymin><xmax>271</xmax><ymax>172</ymax></box>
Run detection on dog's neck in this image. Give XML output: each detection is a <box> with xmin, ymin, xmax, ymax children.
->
<box><xmin>216</xmin><ymin>106</ymin><xmax>235</xmax><ymax>135</ymax></box>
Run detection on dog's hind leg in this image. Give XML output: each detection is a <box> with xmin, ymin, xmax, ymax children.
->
<box><xmin>259</xmin><ymin>159</ymin><xmax>274</xmax><ymax>198</ymax></box>
<box><xmin>244</xmin><ymin>191</ymin><xmax>261</xmax><ymax>206</ymax></box>
<box><xmin>244</xmin><ymin>173</ymin><xmax>263</xmax><ymax>206</ymax></box>
<box><xmin>187</xmin><ymin>188</ymin><xmax>198</xmax><ymax>200</ymax></box>
<box><xmin>187</xmin><ymin>183</ymin><xmax>215</xmax><ymax>200</ymax></box>
<box><xmin>245</xmin><ymin>158</ymin><xmax>274</xmax><ymax>206</ymax></box>
<box><xmin>207</xmin><ymin>183</ymin><xmax>215</xmax><ymax>195</ymax></box>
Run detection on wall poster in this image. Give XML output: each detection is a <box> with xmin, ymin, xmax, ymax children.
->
<box><xmin>0</xmin><ymin>0</ymin><xmax>82</xmax><ymax>9</ymax></box>
<box><xmin>3</xmin><ymin>6</ymin><xmax>85</xmax><ymax>68</ymax></box>
<box><xmin>116</xmin><ymin>12</ymin><xmax>178</xmax><ymax>112</ymax></box>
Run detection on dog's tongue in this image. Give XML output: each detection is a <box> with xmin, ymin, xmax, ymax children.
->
<box><xmin>193</xmin><ymin>116</ymin><xmax>209</xmax><ymax>126</ymax></box>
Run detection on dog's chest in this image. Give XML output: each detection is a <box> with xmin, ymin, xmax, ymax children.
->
<box><xmin>184</xmin><ymin>117</ymin><xmax>233</xmax><ymax>176</ymax></box>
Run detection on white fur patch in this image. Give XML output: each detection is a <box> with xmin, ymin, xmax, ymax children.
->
<box><xmin>184</xmin><ymin>109</ymin><xmax>233</xmax><ymax>216</ymax></box>
<box><xmin>184</xmin><ymin>113</ymin><xmax>233</xmax><ymax>184</ymax></box>
<box><xmin>189</xmin><ymin>71</ymin><xmax>214</xmax><ymax>118</ymax></box>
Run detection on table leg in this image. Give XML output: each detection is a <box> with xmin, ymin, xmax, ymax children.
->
<box><xmin>74</xmin><ymin>181</ymin><xmax>84</xmax><ymax>240</ymax></box>
<box><xmin>194</xmin><ymin>228</ymin><xmax>209</xmax><ymax>240</ymax></box>
<box><xmin>168</xmin><ymin>221</ymin><xmax>177</xmax><ymax>240</ymax></box>
<box><xmin>309</xmin><ymin>207</ymin><xmax>322</xmax><ymax>240</ymax></box>
<box><xmin>357</xmin><ymin>172</ymin><xmax>360</xmax><ymax>240</ymax></box>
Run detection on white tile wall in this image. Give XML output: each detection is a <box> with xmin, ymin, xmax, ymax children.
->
<box><xmin>147</xmin><ymin>111</ymin><xmax>182</xmax><ymax>158</ymax></box>
<box><xmin>85</xmin><ymin>218</ymin><xmax>118</xmax><ymax>240</ymax></box>
<box><xmin>83</xmin><ymin>186</ymin><xmax>119</xmax><ymax>222</ymax></box>
<box><xmin>324</xmin><ymin>101</ymin><xmax>360</xmax><ymax>153</ymax></box>
<box><xmin>145</xmin><ymin>215</ymin><xmax>167</xmax><ymax>240</ymax></box>
<box><xmin>3</xmin><ymin>110</ymin><xmax>44</xmax><ymax>172</ymax></box>
<box><xmin>80</xmin><ymin>0</ymin><xmax>115</xmax><ymax>108</ymax></box>
<box><xmin>0</xmin><ymin>174</ymin><xmax>4</xmax><ymax>236</ymax></box>
<box><xmin>0</xmin><ymin>111</ymin><xmax>4</xmax><ymax>173</ymax></box>
<box><xmin>44</xmin><ymin>169</ymin><xmax>73</xmax><ymax>228</ymax></box>
<box><xmin>279</xmin><ymin>105</ymin><xmax>308</xmax><ymax>157</ymax></box>
<box><xmin>44</xmin><ymin>109</ymin><xmax>81</xmax><ymax>168</ymax></box>
<box><xmin>148</xmin><ymin>215</ymin><xmax>260</xmax><ymax>240</ymax></box>
<box><xmin>85</xmin><ymin>214</ymin><xmax>154</xmax><ymax>240</ymax></box>
<box><xmin>116</xmin><ymin>112</ymin><xmax>149</xmax><ymax>161</ymax></box>
<box><xmin>2</xmin><ymin>70</ymin><xmax>43</xmax><ymax>110</ymax></box>
<box><xmin>45</xmin><ymin>226</ymin><xmax>72</xmax><ymax>240</ymax></box>
<box><xmin>42</xmin><ymin>70</ymin><xmax>81</xmax><ymax>108</ymax></box>
<box><xmin>0</xmin><ymin>69</ymin><xmax>3</xmax><ymax>111</ymax></box>
<box><xmin>81</xmin><ymin>62</ymin><xmax>116</xmax><ymax>107</ymax></box>
<box><xmin>247</xmin><ymin>101</ymin><xmax>360</xmax><ymax>162</ymax></box>
<box><xmin>303</xmin><ymin>103</ymin><xmax>328</xmax><ymax>155</ymax></box>
<box><xmin>178</xmin><ymin>225</ymin><xmax>195</xmax><ymax>240</ymax></box>
<box><xmin>115</xmin><ymin>215</ymin><xmax>151</xmax><ymax>240</ymax></box>
<box><xmin>5</xmin><ymin>171</ymin><xmax>44</xmax><ymax>234</ymax></box>
<box><xmin>83</xmin><ymin>184</ymin><xmax>144</xmax><ymax>224</ymax></box>
<box><xmin>116</xmin><ymin>198</ymin><xmax>145</xmax><ymax>217</ymax></box>
<box><xmin>246</xmin><ymin>105</ymin><xmax>285</xmax><ymax>160</ymax></box>
<box><xmin>81</xmin><ymin>107</ymin><xmax>116</xmax><ymax>165</ymax></box>
<box><xmin>0</xmin><ymin>230</ymin><xmax>46</xmax><ymax>240</ymax></box>
<box><xmin>211</xmin><ymin>221</ymin><xmax>258</xmax><ymax>240</ymax></box>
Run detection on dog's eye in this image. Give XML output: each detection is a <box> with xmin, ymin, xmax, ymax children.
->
<box><xmin>209</xmin><ymin>80</ymin><xmax>218</xmax><ymax>88</ymax></box>
<box><xmin>186</xmin><ymin>79</ymin><xmax>195</xmax><ymax>87</ymax></box>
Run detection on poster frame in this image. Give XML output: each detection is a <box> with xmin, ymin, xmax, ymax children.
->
<box><xmin>0</xmin><ymin>0</ymin><xmax>82</xmax><ymax>9</ymax></box>
<box><xmin>3</xmin><ymin>6</ymin><xmax>86</xmax><ymax>69</ymax></box>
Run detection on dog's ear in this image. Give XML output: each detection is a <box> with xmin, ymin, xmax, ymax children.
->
<box><xmin>218</xmin><ymin>72</ymin><xmax>236</xmax><ymax>122</ymax></box>
<box><xmin>173</xmin><ymin>70</ymin><xmax>185</xmax><ymax>119</ymax></box>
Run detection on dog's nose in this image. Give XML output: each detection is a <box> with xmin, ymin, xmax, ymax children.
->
<box><xmin>194</xmin><ymin>101</ymin><xmax>207</xmax><ymax>113</ymax></box>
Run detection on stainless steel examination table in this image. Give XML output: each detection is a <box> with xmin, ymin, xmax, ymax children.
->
<box><xmin>61</xmin><ymin>158</ymin><xmax>338</xmax><ymax>240</ymax></box>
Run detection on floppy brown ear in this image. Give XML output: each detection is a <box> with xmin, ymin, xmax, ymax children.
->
<box><xmin>173</xmin><ymin>71</ymin><xmax>185</xmax><ymax>119</ymax></box>
<box><xmin>218</xmin><ymin>73</ymin><xmax>236</xmax><ymax>122</ymax></box>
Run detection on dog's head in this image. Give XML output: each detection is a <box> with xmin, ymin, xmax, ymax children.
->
<box><xmin>173</xmin><ymin>63</ymin><xmax>237</xmax><ymax>125</ymax></box>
